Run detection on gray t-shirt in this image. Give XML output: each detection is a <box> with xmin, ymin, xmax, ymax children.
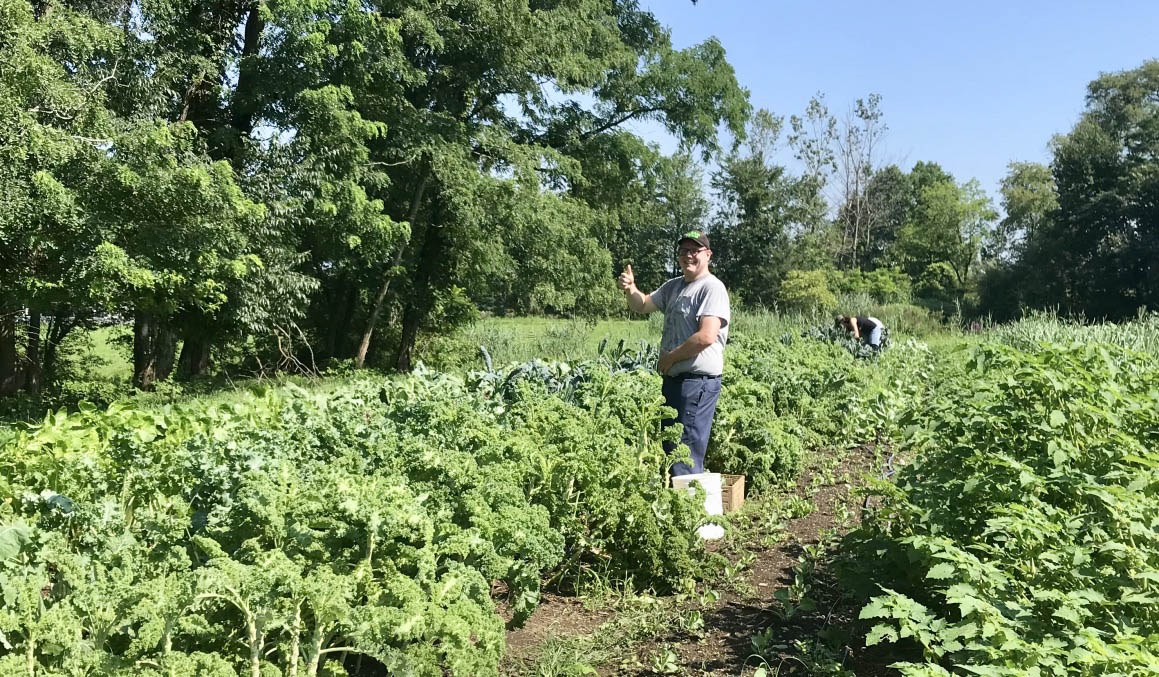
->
<box><xmin>650</xmin><ymin>273</ymin><xmax>730</xmax><ymax>376</ymax></box>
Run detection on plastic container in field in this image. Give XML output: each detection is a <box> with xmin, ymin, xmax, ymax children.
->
<box><xmin>671</xmin><ymin>472</ymin><xmax>725</xmax><ymax>540</ymax></box>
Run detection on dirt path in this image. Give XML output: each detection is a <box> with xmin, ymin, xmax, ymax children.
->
<box><xmin>502</xmin><ymin>444</ymin><xmax>901</xmax><ymax>676</ymax></box>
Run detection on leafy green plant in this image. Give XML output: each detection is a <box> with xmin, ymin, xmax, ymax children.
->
<box><xmin>648</xmin><ymin>644</ymin><xmax>681</xmax><ymax>674</ymax></box>
<box><xmin>841</xmin><ymin>342</ymin><xmax>1159</xmax><ymax>674</ymax></box>
<box><xmin>778</xmin><ymin>270</ymin><xmax>838</xmax><ymax>313</ymax></box>
<box><xmin>0</xmin><ymin>355</ymin><xmax>724</xmax><ymax>675</ymax></box>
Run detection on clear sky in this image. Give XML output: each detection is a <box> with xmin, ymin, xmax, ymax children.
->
<box><xmin>634</xmin><ymin>0</ymin><xmax>1159</xmax><ymax>208</ymax></box>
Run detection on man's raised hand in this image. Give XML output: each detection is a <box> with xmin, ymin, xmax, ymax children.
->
<box><xmin>617</xmin><ymin>264</ymin><xmax>635</xmax><ymax>292</ymax></box>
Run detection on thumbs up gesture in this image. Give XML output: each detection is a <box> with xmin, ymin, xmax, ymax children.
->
<box><xmin>617</xmin><ymin>264</ymin><xmax>635</xmax><ymax>292</ymax></box>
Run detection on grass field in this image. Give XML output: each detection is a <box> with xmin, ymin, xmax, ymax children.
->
<box><xmin>62</xmin><ymin>297</ymin><xmax>952</xmax><ymax>382</ymax></box>
<box><xmin>45</xmin><ymin>307</ymin><xmax>1159</xmax><ymax>421</ymax></box>
<box><xmin>80</xmin><ymin>324</ymin><xmax>133</xmax><ymax>380</ymax></box>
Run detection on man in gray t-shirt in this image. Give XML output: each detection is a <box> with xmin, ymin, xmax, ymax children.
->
<box><xmin>616</xmin><ymin>230</ymin><xmax>730</xmax><ymax>476</ymax></box>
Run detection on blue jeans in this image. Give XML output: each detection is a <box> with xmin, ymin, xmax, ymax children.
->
<box><xmin>867</xmin><ymin>325</ymin><xmax>883</xmax><ymax>347</ymax></box>
<box><xmin>662</xmin><ymin>374</ymin><xmax>722</xmax><ymax>476</ymax></box>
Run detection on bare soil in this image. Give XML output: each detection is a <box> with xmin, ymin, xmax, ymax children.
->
<box><xmin>501</xmin><ymin>444</ymin><xmax>907</xmax><ymax>676</ymax></box>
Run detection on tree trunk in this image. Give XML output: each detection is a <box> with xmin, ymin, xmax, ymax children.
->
<box><xmin>41</xmin><ymin>311</ymin><xmax>75</xmax><ymax>385</ymax></box>
<box><xmin>336</xmin><ymin>286</ymin><xmax>359</xmax><ymax>359</ymax></box>
<box><xmin>394</xmin><ymin>198</ymin><xmax>445</xmax><ymax>372</ymax></box>
<box><xmin>133</xmin><ymin>312</ymin><xmax>156</xmax><ymax>391</ymax></box>
<box><xmin>354</xmin><ymin>254</ymin><xmax>403</xmax><ymax>369</ymax></box>
<box><xmin>319</xmin><ymin>287</ymin><xmax>341</xmax><ymax>361</ymax></box>
<box><xmin>226</xmin><ymin>2</ymin><xmax>264</xmax><ymax>170</ymax></box>
<box><xmin>132</xmin><ymin>311</ymin><xmax>176</xmax><ymax>391</ymax></box>
<box><xmin>176</xmin><ymin>333</ymin><xmax>210</xmax><ymax>379</ymax></box>
<box><xmin>320</xmin><ymin>279</ymin><xmax>357</xmax><ymax>361</ymax></box>
<box><xmin>156</xmin><ymin>326</ymin><xmax>178</xmax><ymax>380</ymax></box>
<box><xmin>394</xmin><ymin>302</ymin><xmax>423</xmax><ymax>373</ymax></box>
<box><xmin>0</xmin><ymin>311</ymin><xmax>20</xmax><ymax>395</ymax></box>
<box><xmin>355</xmin><ymin>167</ymin><xmax>431</xmax><ymax>369</ymax></box>
<box><xmin>24</xmin><ymin>311</ymin><xmax>42</xmax><ymax>395</ymax></box>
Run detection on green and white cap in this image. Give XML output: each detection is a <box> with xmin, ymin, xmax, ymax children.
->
<box><xmin>677</xmin><ymin>229</ymin><xmax>710</xmax><ymax>249</ymax></box>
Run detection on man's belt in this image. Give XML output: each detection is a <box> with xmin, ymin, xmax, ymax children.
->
<box><xmin>664</xmin><ymin>372</ymin><xmax>721</xmax><ymax>381</ymax></box>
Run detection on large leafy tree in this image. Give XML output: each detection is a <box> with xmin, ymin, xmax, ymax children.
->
<box><xmin>994</xmin><ymin>161</ymin><xmax>1057</xmax><ymax>261</ymax></box>
<box><xmin>711</xmin><ymin>110</ymin><xmax>825</xmax><ymax>306</ymax></box>
<box><xmin>120</xmin><ymin>0</ymin><xmax>320</xmax><ymax>378</ymax></box>
<box><xmin>985</xmin><ymin>61</ymin><xmax>1159</xmax><ymax>320</ymax></box>
<box><xmin>890</xmin><ymin>163</ymin><xmax>997</xmax><ymax>291</ymax></box>
<box><xmin>3</xmin><ymin>0</ymin><xmax>749</xmax><ymax>394</ymax></box>
<box><xmin>1030</xmin><ymin>61</ymin><xmax>1159</xmax><ymax>317</ymax></box>
<box><xmin>78</xmin><ymin>122</ymin><xmax>268</xmax><ymax>390</ymax></box>
<box><xmin>563</xmin><ymin>133</ymin><xmax>710</xmax><ymax>298</ymax></box>
<box><xmin>316</xmin><ymin>0</ymin><xmax>751</xmax><ymax>370</ymax></box>
<box><xmin>2</xmin><ymin>0</ymin><xmax>319</xmax><ymax>390</ymax></box>
<box><xmin>0</xmin><ymin>1</ymin><xmax>119</xmax><ymax>393</ymax></box>
<box><xmin>860</xmin><ymin>165</ymin><xmax>913</xmax><ymax>269</ymax></box>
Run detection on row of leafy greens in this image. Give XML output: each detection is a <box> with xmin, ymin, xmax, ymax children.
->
<box><xmin>843</xmin><ymin>341</ymin><xmax>1159</xmax><ymax>674</ymax></box>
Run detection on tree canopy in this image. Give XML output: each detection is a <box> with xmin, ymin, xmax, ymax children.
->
<box><xmin>2</xmin><ymin>1</ymin><xmax>1155</xmax><ymax>397</ymax></box>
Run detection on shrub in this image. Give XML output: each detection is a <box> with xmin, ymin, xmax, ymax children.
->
<box><xmin>828</xmin><ymin>267</ymin><xmax>913</xmax><ymax>304</ymax></box>
<box><xmin>914</xmin><ymin>261</ymin><xmax>961</xmax><ymax>303</ymax></box>
<box><xmin>777</xmin><ymin>270</ymin><xmax>837</xmax><ymax>313</ymax></box>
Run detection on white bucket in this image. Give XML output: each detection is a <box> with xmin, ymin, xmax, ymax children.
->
<box><xmin>671</xmin><ymin>472</ymin><xmax>725</xmax><ymax>540</ymax></box>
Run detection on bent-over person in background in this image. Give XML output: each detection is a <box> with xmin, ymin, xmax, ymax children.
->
<box><xmin>616</xmin><ymin>230</ymin><xmax>730</xmax><ymax>477</ymax></box>
<box><xmin>836</xmin><ymin>314</ymin><xmax>885</xmax><ymax>349</ymax></box>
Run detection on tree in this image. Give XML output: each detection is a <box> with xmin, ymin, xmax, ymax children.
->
<box><xmin>995</xmin><ymin>161</ymin><xmax>1057</xmax><ymax>261</ymax></box>
<box><xmin>0</xmin><ymin>2</ymin><xmax>118</xmax><ymax>393</ymax></box>
<box><xmin>860</xmin><ymin>165</ymin><xmax>913</xmax><ymax>269</ymax></box>
<box><xmin>891</xmin><ymin>168</ymin><xmax>997</xmax><ymax>293</ymax></box>
<box><xmin>1025</xmin><ymin>60</ymin><xmax>1159</xmax><ymax>317</ymax></box>
<box><xmin>78</xmin><ymin>122</ymin><xmax>268</xmax><ymax>390</ymax></box>
<box><xmin>653</xmin><ymin>151</ymin><xmax>712</xmax><ymax>283</ymax></box>
<box><xmin>785</xmin><ymin>95</ymin><xmax>839</xmax><ymax>272</ymax></box>
<box><xmin>338</xmin><ymin>2</ymin><xmax>750</xmax><ymax>370</ymax></box>
<box><xmin>712</xmin><ymin>110</ymin><xmax>822</xmax><ymax>305</ymax></box>
<box><xmin>2</xmin><ymin>0</ymin><xmax>752</xmax><ymax>396</ymax></box>
<box><xmin>562</xmin><ymin>133</ymin><xmax>674</xmax><ymax>299</ymax></box>
<box><xmin>833</xmin><ymin>94</ymin><xmax>888</xmax><ymax>269</ymax></box>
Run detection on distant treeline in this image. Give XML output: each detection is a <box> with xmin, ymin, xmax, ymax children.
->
<box><xmin>2</xmin><ymin>1</ymin><xmax>1155</xmax><ymax>395</ymax></box>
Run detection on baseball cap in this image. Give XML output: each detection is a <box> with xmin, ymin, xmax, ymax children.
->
<box><xmin>677</xmin><ymin>229</ymin><xmax>710</xmax><ymax>249</ymax></box>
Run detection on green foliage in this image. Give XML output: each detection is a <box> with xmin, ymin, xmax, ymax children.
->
<box><xmin>84</xmin><ymin>121</ymin><xmax>266</xmax><ymax>317</ymax></box>
<box><xmin>981</xmin><ymin>61</ymin><xmax>1159</xmax><ymax>320</ymax></box>
<box><xmin>891</xmin><ymin>175</ymin><xmax>998</xmax><ymax>291</ymax></box>
<box><xmin>2</xmin><ymin>0</ymin><xmax>751</xmax><ymax>394</ymax></box>
<box><xmin>777</xmin><ymin>270</ymin><xmax>837</xmax><ymax>313</ymax></box>
<box><xmin>712</xmin><ymin>110</ymin><xmax>828</xmax><ymax>306</ymax></box>
<box><xmin>994</xmin><ymin>161</ymin><xmax>1057</xmax><ymax>261</ymax></box>
<box><xmin>915</xmin><ymin>261</ymin><xmax>962</xmax><ymax>304</ymax></box>
<box><xmin>842</xmin><ymin>342</ymin><xmax>1159</xmax><ymax>673</ymax></box>
<box><xmin>861</xmin><ymin>165</ymin><xmax>914</xmax><ymax>269</ymax></box>
<box><xmin>828</xmin><ymin>268</ymin><xmax>913</xmax><ymax>304</ymax></box>
<box><xmin>0</xmin><ymin>356</ymin><xmax>721</xmax><ymax>674</ymax></box>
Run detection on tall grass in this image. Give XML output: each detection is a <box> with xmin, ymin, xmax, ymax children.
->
<box><xmin>433</xmin><ymin>301</ymin><xmax>949</xmax><ymax>370</ymax></box>
<box><xmin>736</xmin><ymin>296</ymin><xmax>946</xmax><ymax>339</ymax></box>
<box><xmin>437</xmin><ymin>316</ymin><xmax>658</xmax><ymax>368</ymax></box>
<box><xmin>986</xmin><ymin>310</ymin><xmax>1159</xmax><ymax>356</ymax></box>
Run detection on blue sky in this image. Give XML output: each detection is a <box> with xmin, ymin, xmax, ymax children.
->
<box><xmin>633</xmin><ymin>0</ymin><xmax>1159</xmax><ymax>208</ymax></box>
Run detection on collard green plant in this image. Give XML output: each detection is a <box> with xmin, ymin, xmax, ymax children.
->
<box><xmin>0</xmin><ymin>358</ymin><xmax>718</xmax><ymax>674</ymax></box>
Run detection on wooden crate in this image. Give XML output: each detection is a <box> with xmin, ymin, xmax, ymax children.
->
<box><xmin>721</xmin><ymin>474</ymin><xmax>745</xmax><ymax>513</ymax></box>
